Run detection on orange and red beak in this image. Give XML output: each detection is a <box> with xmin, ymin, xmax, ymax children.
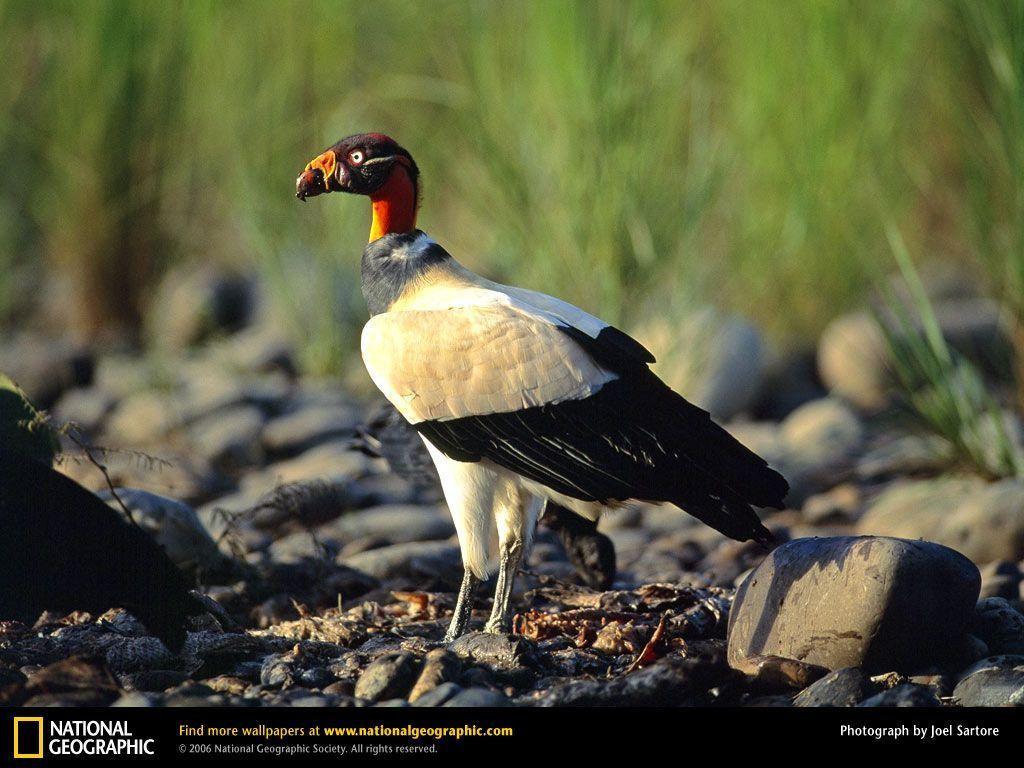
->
<box><xmin>296</xmin><ymin>150</ymin><xmax>337</xmax><ymax>201</ymax></box>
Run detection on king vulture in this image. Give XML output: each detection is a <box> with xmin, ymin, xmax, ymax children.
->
<box><xmin>296</xmin><ymin>134</ymin><xmax>789</xmax><ymax>640</ymax></box>
<box><xmin>355</xmin><ymin>402</ymin><xmax>617</xmax><ymax>589</ymax></box>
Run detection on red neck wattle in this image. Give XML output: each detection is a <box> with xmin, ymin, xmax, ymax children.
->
<box><xmin>369</xmin><ymin>165</ymin><xmax>417</xmax><ymax>242</ymax></box>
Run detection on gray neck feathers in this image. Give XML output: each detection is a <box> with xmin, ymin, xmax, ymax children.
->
<box><xmin>361</xmin><ymin>231</ymin><xmax>450</xmax><ymax>315</ymax></box>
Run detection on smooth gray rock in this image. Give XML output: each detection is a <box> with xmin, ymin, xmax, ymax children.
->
<box><xmin>817</xmin><ymin>300</ymin><xmax>1012</xmax><ymax>411</ymax></box>
<box><xmin>340</xmin><ymin>541</ymin><xmax>461</xmax><ymax>582</ymax></box>
<box><xmin>261</xmin><ymin>404</ymin><xmax>361</xmax><ymax>455</ymax></box>
<box><xmin>317</xmin><ymin>505</ymin><xmax>454</xmax><ymax>546</ymax></box>
<box><xmin>354</xmin><ymin>654</ymin><xmax>421</xmax><ymax>702</ymax></box>
<box><xmin>242</xmin><ymin>441</ymin><xmax>372</xmax><ymax>497</ymax></box>
<box><xmin>111</xmin><ymin>692</ymin><xmax>158</xmax><ymax>707</ymax></box>
<box><xmin>443</xmin><ymin>687</ymin><xmax>509</xmax><ymax>707</ymax></box>
<box><xmin>187</xmin><ymin>405</ymin><xmax>265</xmax><ymax>468</ymax></box>
<box><xmin>971</xmin><ymin>598</ymin><xmax>1024</xmax><ymax>656</ymax></box>
<box><xmin>634</xmin><ymin>309</ymin><xmax>765</xmax><ymax>421</ymax></box>
<box><xmin>448</xmin><ymin>633</ymin><xmax>538</xmax><ymax>671</ymax></box>
<box><xmin>728</xmin><ymin>399</ymin><xmax>863</xmax><ymax>506</ymax></box>
<box><xmin>266</xmin><ymin>530</ymin><xmax>330</xmax><ymax>564</ymax></box>
<box><xmin>411</xmin><ymin>681</ymin><xmax>463</xmax><ymax>707</ymax></box>
<box><xmin>52</xmin><ymin>386</ymin><xmax>116</xmax><ymax>434</ymax></box>
<box><xmin>857</xmin><ymin>478</ymin><xmax>1024</xmax><ymax>564</ymax></box>
<box><xmin>728</xmin><ymin>536</ymin><xmax>981</xmax><ymax>673</ymax></box>
<box><xmin>409</xmin><ymin>648</ymin><xmax>462</xmax><ymax>702</ymax></box>
<box><xmin>98</xmin><ymin>488</ymin><xmax>231</xmax><ymax>579</ymax></box>
<box><xmin>147</xmin><ymin>265</ymin><xmax>255</xmax><ymax>350</ymax></box>
<box><xmin>953</xmin><ymin>655</ymin><xmax>1024</xmax><ymax>706</ymax></box>
<box><xmin>104</xmin><ymin>391</ymin><xmax>178</xmax><ymax>444</ymax></box>
<box><xmin>979</xmin><ymin>561</ymin><xmax>1023</xmax><ymax>600</ymax></box>
<box><xmin>857</xmin><ymin>683</ymin><xmax>940</xmax><ymax>708</ymax></box>
<box><xmin>0</xmin><ymin>335</ymin><xmax>93</xmax><ymax>409</ymax></box>
<box><xmin>793</xmin><ymin>668</ymin><xmax>867</xmax><ymax>707</ymax></box>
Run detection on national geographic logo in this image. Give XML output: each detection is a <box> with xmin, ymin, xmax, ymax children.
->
<box><xmin>13</xmin><ymin>717</ymin><xmax>43</xmax><ymax>759</ymax></box>
<box><xmin>12</xmin><ymin>717</ymin><xmax>155</xmax><ymax>759</ymax></box>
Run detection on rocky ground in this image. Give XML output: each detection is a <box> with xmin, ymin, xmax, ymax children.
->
<box><xmin>1</xmin><ymin>269</ymin><xmax>1023</xmax><ymax>707</ymax></box>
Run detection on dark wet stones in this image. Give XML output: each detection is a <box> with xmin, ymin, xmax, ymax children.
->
<box><xmin>354</xmin><ymin>653</ymin><xmax>421</xmax><ymax>702</ymax></box>
<box><xmin>952</xmin><ymin>656</ymin><xmax>1024</xmax><ymax>706</ymax></box>
<box><xmin>260</xmin><ymin>655</ymin><xmax>296</xmax><ymax>688</ymax></box>
<box><xmin>408</xmin><ymin>648</ymin><xmax>462</xmax><ymax>702</ymax></box>
<box><xmin>448</xmin><ymin>633</ymin><xmax>539</xmax><ymax>671</ymax></box>
<box><xmin>119</xmin><ymin>669</ymin><xmax>190</xmax><ymax>692</ymax></box>
<box><xmin>411</xmin><ymin>681</ymin><xmax>463</xmax><ymax>707</ymax></box>
<box><xmin>857</xmin><ymin>683</ymin><xmax>940</xmax><ymax>708</ymax></box>
<box><xmin>25</xmin><ymin>656</ymin><xmax>119</xmax><ymax>706</ymax></box>
<box><xmin>793</xmin><ymin>668</ymin><xmax>868</xmax><ymax>707</ymax></box>
<box><xmin>978</xmin><ymin>561</ymin><xmax>1023</xmax><ymax>600</ymax></box>
<box><xmin>443</xmin><ymin>687</ymin><xmax>509</xmax><ymax>707</ymax></box>
<box><xmin>733</xmin><ymin>655</ymin><xmax>828</xmax><ymax>691</ymax></box>
<box><xmin>525</xmin><ymin>650</ymin><xmax>729</xmax><ymax>706</ymax></box>
<box><xmin>727</xmin><ymin>536</ymin><xmax>981</xmax><ymax>673</ymax></box>
<box><xmin>971</xmin><ymin>598</ymin><xmax>1024</xmax><ymax>655</ymax></box>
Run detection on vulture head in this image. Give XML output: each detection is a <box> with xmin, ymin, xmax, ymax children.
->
<box><xmin>296</xmin><ymin>133</ymin><xmax>418</xmax><ymax>201</ymax></box>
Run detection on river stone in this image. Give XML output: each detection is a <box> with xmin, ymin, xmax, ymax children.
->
<box><xmin>816</xmin><ymin>311</ymin><xmax>890</xmax><ymax>410</ymax></box>
<box><xmin>857</xmin><ymin>683</ymin><xmax>940</xmax><ymax>708</ymax></box>
<box><xmin>633</xmin><ymin>309</ymin><xmax>765</xmax><ymax>420</ymax></box>
<box><xmin>187</xmin><ymin>405</ymin><xmax>265</xmax><ymax>468</ymax></box>
<box><xmin>952</xmin><ymin>656</ymin><xmax>1024</xmax><ymax>706</ymax></box>
<box><xmin>339</xmin><ymin>541</ymin><xmax>462</xmax><ymax>583</ymax></box>
<box><xmin>727</xmin><ymin>536</ymin><xmax>980</xmax><ymax>674</ymax></box>
<box><xmin>979</xmin><ymin>561</ymin><xmax>1023</xmax><ymax>600</ymax></box>
<box><xmin>261</xmin><ymin>404</ymin><xmax>361</xmax><ymax>455</ymax></box>
<box><xmin>818</xmin><ymin>300</ymin><xmax>1012</xmax><ymax>411</ymax></box>
<box><xmin>98</xmin><ymin>488</ymin><xmax>232</xmax><ymax>579</ymax></box>
<box><xmin>442</xmin><ymin>687</ymin><xmax>509</xmax><ymax>707</ymax></box>
<box><xmin>317</xmin><ymin>505</ymin><xmax>454</xmax><ymax>546</ymax></box>
<box><xmin>147</xmin><ymin>265</ymin><xmax>255</xmax><ymax>351</ymax></box>
<box><xmin>354</xmin><ymin>653</ymin><xmax>421</xmax><ymax>702</ymax></box>
<box><xmin>793</xmin><ymin>668</ymin><xmax>868</xmax><ymax>707</ymax></box>
<box><xmin>408</xmin><ymin>648</ymin><xmax>462</xmax><ymax>702</ymax></box>
<box><xmin>104</xmin><ymin>391</ymin><xmax>179</xmax><ymax>444</ymax></box>
<box><xmin>52</xmin><ymin>386</ymin><xmax>117</xmax><ymax>435</ymax></box>
<box><xmin>856</xmin><ymin>478</ymin><xmax>1024</xmax><ymax>564</ymax></box>
<box><xmin>0</xmin><ymin>373</ymin><xmax>58</xmax><ymax>464</ymax></box>
<box><xmin>411</xmin><ymin>681</ymin><xmax>462</xmax><ymax>707</ymax></box>
<box><xmin>971</xmin><ymin>598</ymin><xmax>1024</xmax><ymax>655</ymax></box>
<box><xmin>0</xmin><ymin>336</ymin><xmax>94</xmax><ymax>409</ymax></box>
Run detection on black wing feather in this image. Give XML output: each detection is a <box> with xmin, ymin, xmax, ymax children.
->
<box><xmin>415</xmin><ymin>369</ymin><xmax>788</xmax><ymax>545</ymax></box>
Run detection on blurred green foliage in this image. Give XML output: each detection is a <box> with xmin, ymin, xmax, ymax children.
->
<box><xmin>0</xmin><ymin>373</ymin><xmax>58</xmax><ymax>465</ymax></box>
<box><xmin>0</xmin><ymin>0</ymin><xmax>1022</xmax><ymax>373</ymax></box>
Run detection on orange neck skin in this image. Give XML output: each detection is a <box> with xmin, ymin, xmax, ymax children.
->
<box><xmin>369</xmin><ymin>165</ymin><xmax>418</xmax><ymax>242</ymax></box>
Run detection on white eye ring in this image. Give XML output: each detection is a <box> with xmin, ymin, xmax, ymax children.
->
<box><xmin>349</xmin><ymin>150</ymin><xmax>364</xmax><ymax>165</ymax></box>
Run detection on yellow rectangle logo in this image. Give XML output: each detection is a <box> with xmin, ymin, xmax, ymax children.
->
<box><xmin>13</xmin><ymin>717</ymin><xmax>44</xmax><ymax>759</ymax></box>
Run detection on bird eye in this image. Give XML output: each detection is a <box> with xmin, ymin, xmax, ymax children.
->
<box><xmin>349</xmin><ymin>150</ymin><xmax>364</xmax><ymax>165</ymax></box>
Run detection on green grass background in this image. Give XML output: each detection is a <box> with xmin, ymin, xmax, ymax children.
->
<box><xmin>1</xmin><ymin>0</ymin><xmax>1023</xmax><ymax>374</ymax></box>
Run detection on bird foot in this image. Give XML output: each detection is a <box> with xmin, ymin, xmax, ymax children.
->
<box><xmin>482</xmin><ymin>619</ymin><xmax>512</xmax><ymax>635</ymax></box>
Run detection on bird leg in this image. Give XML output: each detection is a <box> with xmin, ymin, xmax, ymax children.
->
<box><xmin>483</xmin><ymin>539</ymin><xmax>524</xmax><ymax>634</ymax></box>
<box><xmin>444</xmin><ymin>568</ymin><xmax>480</xmax><ymax>642</ymax></box>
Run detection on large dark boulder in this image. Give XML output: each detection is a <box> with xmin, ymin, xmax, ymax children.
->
<box><xmin>0</xmin><ymin>449</ymin><xmax>204</xmax><ymax>650</ymax></box>
<box><xmin>727</xmin><ymin>536</ymin><xmax>980</xmax><ymax>674</ymax></box>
